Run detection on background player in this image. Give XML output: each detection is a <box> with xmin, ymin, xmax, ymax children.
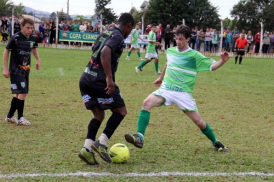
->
<box><xmin>125</xmin><ymin>25</ymin><xmax>230</xmax><ymax>153</ymax></box>
<box><xmin>3</xmin><ymin>16</ymin><xmax>41</xmax><ymax>126</ymax></box>
<box><xmin>234</xmin><ymin>33</ymin><xmax>248</xmax><ymax>64</ymax></box>
<box><xmin>78</xmin><ymin>13</ymin><xmax>134</xmax><ymax>165</ymax></box>
<box><xmin>135</xmin><ymin>23</ymin><xmax>162</xmax><ymax>74</ymax></box>
<box><xmin>126</xmin><ymin>24</ymin><xmax>145</xmax><ymax>61</ymax></box>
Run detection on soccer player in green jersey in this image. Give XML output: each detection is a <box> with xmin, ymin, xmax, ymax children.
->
<box><xmin>126</xmin><ymin>24</ymin><xmax>145</xmax><ymax>61</ymax></box>
<box><xmin>125</xmin><ymin>25</ymin><xmax>230</xmax><ymax>152</ymax></box>
<box><xmin>135</xmin><ymin>23</ymin><xmax>163</xmax><ymax>74</ymax></box>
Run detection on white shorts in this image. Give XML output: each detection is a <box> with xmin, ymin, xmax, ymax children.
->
<box><xmin>145</xmin><ymin>53</ymin><xmax>158</xmax><ymax>60</ymax></box>
<box><xmin>131</xmin><ymin>44</ymin><xmax>139</xmax><ymax>49</ymax></box>
<box><xmin>152</xmin><ymin>88</ymin><xmax>198</xmax><ymax>111</ymax></box>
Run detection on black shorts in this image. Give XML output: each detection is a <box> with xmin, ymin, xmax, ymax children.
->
<box><xmin>10</xmin><ymin>74</ymin><xmax>29</xmax><ymax>94</ymax></box>
<box><xmin>237</xmin><ymin>48</ymin><xmax>245</xmax><ymax>55</ymax></box>
<box><xmin>79</xmin><ymin>79</ymin><xmax>125</xmax><ymax>110</ymax></box>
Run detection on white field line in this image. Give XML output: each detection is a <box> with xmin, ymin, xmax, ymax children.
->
<box><xmin>0</xmin><ymin>172</ymin><xmax>274</xmax><ymax>178</ymax></box>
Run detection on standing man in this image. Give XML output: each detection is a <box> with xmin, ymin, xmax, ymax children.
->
<box><xmin>78</xmin><ymin>13</ymin><xmax>134</xmax><ymax>164</ymax></box>
<box><xmin>254</xmin><ymin>31</ymin><xmax>261</xmax><ymax>53</ymax></box>
<box><xmin>232</xmin><ymin>26</ymin><xmax>240</xmax><ymax>52</ymax></box>
<box><xmin>234</xmin><ymin>33</ymin><xmax>248</xmax><ymax>64</ymax></box>
<box><xmin>164</xmin><ymin>24</ymin><xmax>172</xmax><ymax>50</ymax></box>
<box><xmin>3</xmin><ymin>16</ymin><xmax>40</xmax><ymax>125</ymax></box>
<box><xmin>135</xmin><ymin>23</ymin><xmax>162</xmax><ymax>74</ymax></box>
<box><xmin>204</xmin><ymin>28</ymin><xmax>211</xmax><ymax>51</ymax></box>
<box><xmin>125</xmin><ymin>25</ymin><xmax>229</xmax><ymax>153</ymax></box>
<box><xmin>126</xmin><ymin>24</ymin><xmax>145</xmax><ymax>61</ymax></box>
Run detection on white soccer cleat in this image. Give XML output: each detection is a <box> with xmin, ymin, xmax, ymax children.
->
<box><xmin>5</xmin><ymin>116</ymin><xmax>18</xmax><ymax>124</ymax></box>
<box><xmin>156</xmin><ymin>71</ymin><xmax>162</xmax><ymax>74</ymax></box>
<box><xmin>135</xmin><ymin>67</ymin><xmax>140</xmax><ymax>73</ymax></box>
<box><xmin>139</xmin><ymin>57</ymin><xmax>145</xmax><ymax>61</ymax></box>
<box><xmin>18</xmin><ymin>117</ymin><xmax>31</xmax><ymax>126</ymax></box>
<box><xmin>126</xmin><ymin>56</ymin><xmax>130</xmax><ymax>60</ymax></box>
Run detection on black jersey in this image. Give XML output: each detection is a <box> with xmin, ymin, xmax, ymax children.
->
<box><xmin>82</xmin><ymin>27</ymin><xmax>124</xmax><ymax>82</ymax></box>
<box><xmin>6</xmin><ymin>31</ymin><xmax>38</xmax><ymax>75</ymax></box>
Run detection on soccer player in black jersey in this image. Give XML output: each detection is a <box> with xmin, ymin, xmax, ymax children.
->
<box><xmin>3</xmin><ymin>16</ymin><xmax>41</xmax><ymax>126</ymax></box>
<box><xmin>78</xmin><ymin>13</ymin><xmax>135</xmax><ymax>164</ymax></box>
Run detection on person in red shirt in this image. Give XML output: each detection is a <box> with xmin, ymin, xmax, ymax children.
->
<box><xmin>254</xmin><ymin>31</ymin><xmax>261</xmax><ymax>53</ymax></box>
<box><xmin>234</xmin><ymin>33</ymin><xmax>248</xmax><ymax>64</ymax></box>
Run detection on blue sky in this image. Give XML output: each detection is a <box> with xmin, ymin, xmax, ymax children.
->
<box><xmin>11</xmin><ymin>0</ymin><xmax>239</xmax><ymax>19</ymax></box>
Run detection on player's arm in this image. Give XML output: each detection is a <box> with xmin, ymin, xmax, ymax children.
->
<box><xmin>31</xmin><ymin>48</ymin><xmax>41</xmax><ymax>70</ymax></box>
<box><xmin>101</xmin><ymin>45</ymin><xmax>115</xmax><ymax>94</ymax></box>
<box><xmin>3</xmin><ymin>48</ymin><xmax>10</xmax><ymax>78</ymax></box>
<box><xmin>129</xmin><ymin>34</ymin><xmax>132</xmax><ymax>44</ymax></box>
<box><xmin>211</xmin><ymin>52</ymin><xmax>230</xmax><ymax>71</ymax></box>
<box><xmin>153</xmin><ymin>62</ymin><xmax>167</xmax><ymax>86</ymax></box>
<box><xmin>139</xmin><ymin>36</ymin><xmax>145</xmax><ymax>42</ymax></box>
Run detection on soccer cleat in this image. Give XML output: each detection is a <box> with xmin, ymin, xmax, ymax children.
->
<box><xmin>139</xmin><ymin>57</ymin><xmax>145</xmax><ymax>61</ymax></box>
<box><xmin>91</xmin><ymin>141</ymin><xmax>112</xmax><ymax>163</ymax></box>
<box><xmin>78</xmin><ymin>148</ymin><xmax>99</xmax><ymax>165</ymax></box>
<box><xmin>124</xmin><ymin>134</ymin><xmax>143</xmax><ymax>148</ymax></box>
<box><xmin>5</xmin><ymin>116</ymin><xmax>18</xmax><ymax>124</ymax></box>
<box><xmin>156</xmin><ymin>71</ymin><xmax>162</xmax><ymax>74</ymax></box>
<box><xmin>213</xmin><ymin>141</ymin><xmax>228</xmax><ymax>152</ymax></box>
<box><xmin>17</xmin><ymin>117</ymin><xmax>31</xmax><ymax>126</ymax></box>
<box><xmin>126</xmin><ymin>56</ymin><xmax>130</xmax><ymax>60</ymax></box>
<box><xmin>135</xmin><ymin>67</ymin><xmax>140</xmax><ymax>73</ymax></box>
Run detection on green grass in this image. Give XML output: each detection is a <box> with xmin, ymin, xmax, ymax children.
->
<box><xmin>0</xmin><ymin>45</ymin><xmax>274</xmax><ymax>181</ymax></box>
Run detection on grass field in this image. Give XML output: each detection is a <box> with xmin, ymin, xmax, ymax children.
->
<box><xmin>0</xmin><ymin>45</ymin><xmax>274</xmax><ymax>181</ymax></box>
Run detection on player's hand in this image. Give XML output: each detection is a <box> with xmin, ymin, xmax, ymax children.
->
<box><xmin>105</xmin><ymin>76</ymin><xmax>115</xmax><ymax>94</ymax></box>
<box><xmin>3</xmin><ymin>69</ymin><xmax>10</xmax><ymax>78</ymax></box>
<box><xmin>36</xmin><ymin>61</ymin><xmax>40</xmax><ymax>70</ymax></box>
<box><xmin>221</xmin><ymin>51</ymin><xmax>230</xmax><ymax>62</ymax></box>
<box><xmin>153</xmin><ymin>77</ymin><xmax>163</xmax><ymax>87</ymax></box>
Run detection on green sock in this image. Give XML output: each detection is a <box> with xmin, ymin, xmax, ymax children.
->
<box><xmin>154</xmin><ymin>62</ymin><xmax>159</xmax><ymax>72</ymax></box>
<box><xmin>137</xmin><ymin>61</ymin><xmax>148</xmax><ymax>69</ymax></box>
<box><xmin>136</xmin><ymin>110</ymin><xmax>150</xmax><ymax>140</ymax></box>
<box><xmin>200</xmin><ymin>123</ymin><xmax>218</xmax><ymax>144</ymax></box>
<box><xmin>127</xmin><ymin>51</ymin><xmax>131</xmax><ymax>57</ymax></box>
<box><xmin>137</xmin><ymin>52</ymin><xmax>141</xmax><ymax>58</ymax></box>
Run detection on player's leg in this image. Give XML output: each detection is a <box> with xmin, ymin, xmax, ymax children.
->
<box><xmin>126</xmin><ymin>47</ymin><xmax>134</xmax><ymax>60</ymax></box>
<box><xmin>235</xmin><ymin>53</ymin><xmax>238</xmax><ymax>64</ymax></box>
<box><xmin>239</xmin><ymin>55</ymin><xmax>243</xmax><ymax>65</ymax></box>
<box><xmin>136</xmin><ymin>53</ymin><xmax>151</xmax><ymax>73</ymax></box>
<box><xmin>154</xmin><ymin>57</ymin><xmax>161</xmax><ymax>74</ymax></box>
<box><xmin>184</xmin><ymin>111</ymin><xmax>227</xmax><ymax>152</ymax></box>
<box><xmin>5</xmin><ymin>93</ymin><xmax>19</xmax><ymax>124</ymax></box>
<box><xmin>125</xmin><ymin>94</ymin><xmax>165</xmax><ymax>148</ymax></box>
<box><xmin>136</xmin><ymin>48</ymin><xmax>144</xmax><ymax>61</ymax></box>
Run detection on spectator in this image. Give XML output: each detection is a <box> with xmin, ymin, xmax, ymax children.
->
<box><xmin>222</xmin><ymin>28</ymin><xmax>226</xmax><ymax>51</ymax></box>
<box><xmin>263</xmin><ymin>31</ymin><xmax>271</xmax><ymax>53</ymax></box>
<box><xmin>0</xmin><ymin>16</ymin><xmax>2</xmax><ymax>31</ymax></box>
<box><xmin>35</xmin><ymin>30</ymin><xmax>42</xmax><ymax>43</ymax></box>
<box><xmin>158</xmin><ymin>23</ymin><xmax>163</xmax><ymax>43</ymax></box>
<box><xmin>189</xmin><ymin>28</ymin><xmax>197</xmax><ymax>49</ymax></box>
<box><xmin>212</xmin><ymin>29</ymin><xmax>220</xmax><ymax>52</ymax></box>
<box><xmin>196</xmin><ymin>28</ymin><xmax>204</xmax><ymax>51</ymax></box>
<box><xmin>14</xmin><ymin>19</ymin><xmax>21</xmax><ymax>34</ymax></box>
<box><xmin>270</xmin><ymin>31</ymin><xmax>274</xmax><ymax>53</ymax></box>
<box><xmin>164</xmin><ymin>24</ymin><xmax>172</xmax><ymax>50</ymax></box>
<box><xmin>204</xmin><ymin>28</ymin><xmax>211</xmax><ymax>51</ymax></box>
<box><xmin>7</xmin><ymin>17</ymin><xmax>12</xmax><ymax>36</ymax></box>
<box><xmin>59</xmin><ymin>20</ymin><xmax>63</xmax><ymax>30</ymax></box>
<box><xmin>18</xmin><ymin>15</ymin><xmax>23</xmax><ymax>24</ymax></box>
<box><xmin>50</xmin><ymin>21</ymin><xmax>57</xmax><ymax>44</ymax></box>
<box><xmin>246</xmin><ymin>31</ymin><xmax>253</xmax><ymax>53</ymax></box>
<box><xmin>93</xmin><ymin>24</ymin><xmax>100</xmax><ymax>33</ymax></box>
<box><xmin>63</xmin><ymin>25</ymin><xmax>70</xmax><ymax>31</ymax></box>
<box><xmin>1</xmin><ymin>16</ymin><xmax>8</xmax><ymax>28</ymax></box>
<box><xmin>225</xmin><ymin>28</ymin><xmax>233</xmax><ymax>52</ymax></box>
<box><xmin>44</xmin><ymin>20</ymin><xmax>51</xmax><ymax>41</ymax></box>
<box><xmin>232</xmin><ymin>26</ymin><xmax>240</xmax><ymax>52</ymax></box>
<box><xmin>86</xmin><ymin>25</ymin><xmax>92</xmax><ymax>33</ymax></box>
<box><xmin>71</xmin><ymin>20</ymin><xmax>79</xmax><ymax>32</ymax></box>
<box><xmin>254</xmin><ymin>31</ymin><xmax>261</xmax><ymax>53</ymax></box>
<box><xmin>1</xmin><ymin>24</ymin><xmax>9</xmax><ymax>43</ymax></box>
<box><xmin>104</xmin><ymin>24</ymin><xmax>109</xmax><ymax>30</ymax></box>
<box><xmin>39</xmin><ymin>21</ymin><xmax>45</xmax><ymax>39</ymax></box>
<box><xmin>79</xmin><ymin>21</ymin><xmax>87</xmax><ymax>32</ymax></box>
<box><xmin>172</xmin><ymin>26</ymin><xmax>177</xmax><ymax>47</ymax></box>
<box><xmin>109</xmin><ymin>21</ymin><xmax>116</xmax><ymax>29</ymax></box>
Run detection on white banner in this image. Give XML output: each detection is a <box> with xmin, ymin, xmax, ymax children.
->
<box><xmin>124</xmin><ymin>35</ymin><xmax>148</xmax><ymax>45</ymax></box>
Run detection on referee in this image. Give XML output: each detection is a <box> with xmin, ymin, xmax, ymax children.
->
<box><xmin>3</xmin><ymin>16</ymin><xmax>41</xmax><ymax>126</ymax></box>
<box><xmin>234</xmin><ymin>33</ymin><xmax>248</xmax><ymax>65</ymax></box>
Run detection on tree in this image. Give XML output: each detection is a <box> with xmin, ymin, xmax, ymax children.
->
<box><xmin>95</xmin><ymin>0</ymin><xmax>117</xmax><ymax>25</ymax></box>
<box><xmin>230</xmin><ymin>0</ymin><xmax>274</xmax><ymax>33</ymax></box>
<box><xmin>58</xmin><ymin>8</ymin><xmax>66</xmax><ymax>21</ymax></box>
<box><xmin>147</xmin><ymin>0</ymin><xmax>220</xmax><ymax>30</ymax></box>
<box><xmin>0</xmin><ymin>0</ymin><xmax>14</xmax><ymax>16</ymax></box>
<box><xmin>222</xmin><ymin>17</ymin><xmax>238</xmax><ymax>30</ymax></box>
<box><xmin>50</xmin><ymin>12</ymin><xmax>57</xmax><ymax>19</ymax></box>
<box><xmin>15</xmin><ymin>2</ymin><xmax>26</xmax><ymax>16</ymax></box>
<box><xmin>132</xmin><ymin>9</ymin><xmax>151</xmax><ymax>27</ymax></box>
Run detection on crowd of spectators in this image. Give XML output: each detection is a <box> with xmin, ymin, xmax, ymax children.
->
<box><xmin>0</xmin><ymin>15</ymin><xmax>23</xmax><ymax>43</ymax></box>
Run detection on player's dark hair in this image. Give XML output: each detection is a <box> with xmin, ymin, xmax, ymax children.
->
<box><xmin>118</xmin><ymin>13</ymin><xmax>135</xmax><ymax>26</ymax></box>
<box><xmin>176</xmin><ymin>25</ymin><xmax>191</xmax><ymax>39</ymax></box>
<box><xmin>152</xmin><ymin>23</ymin><xmax>157</xmax><ymax>27</ymax></box>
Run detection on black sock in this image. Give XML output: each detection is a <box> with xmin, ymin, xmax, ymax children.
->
<box><xmin>239</xmin><ymin>57</ymin><xmax>243</xmax><ymax>64</ymax></box>
<box><xmin>103</xmin><ymin>112</ymin><xmax>124</xmax><ymax>139</ymax></box>
<box><xmin>235</xmin><ymin>57</ymin><xmax>238</xmax><ymax>64</ymax></box>
<box><xmin>87</xmin><ymin>118</ymin><xmax>102</xmax><ymax>141</ymax></box>
<box><xmin>7</xmin><ymin>97</ymin><xmax>18</xmax><ymax>118</ymax></box>
<box><xmin>17</xmin><ymin>99</ymin><xmax>25</xmax><ymax>119</ymax></box>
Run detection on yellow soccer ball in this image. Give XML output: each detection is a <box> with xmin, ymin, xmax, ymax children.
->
<box><xmin>109</xmin><ymin>143</ymin><xmax>130</xmax><ymax>163</ymax></box>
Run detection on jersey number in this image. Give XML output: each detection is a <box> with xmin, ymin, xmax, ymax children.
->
<box><xmin>92</xmin><ymin>37</ymin><xmax>106</xmax><ymax>58</ymax></box>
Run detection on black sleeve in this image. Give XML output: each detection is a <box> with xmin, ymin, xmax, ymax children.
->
<box><xmin>104</xmin><ymin>34</ymin><xmax>123</xmax><ymax>52</ymax></box>
<box><xmin>33</xmin><ymin>36</ymin><xmax>38</xmax><ymax>48</ymax></box>
<box><xmin>5</xmin><ymin>35</ymin><xmax>15</xmax><ymax>50</ymax></box>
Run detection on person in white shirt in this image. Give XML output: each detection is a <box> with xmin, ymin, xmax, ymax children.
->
<box><xmin>79</xmin><ymin>21</ymin><xmax>87</xmax><ymax>32</ymax></box>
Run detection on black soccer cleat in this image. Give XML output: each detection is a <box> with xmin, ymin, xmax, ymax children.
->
<box><xmin>91</xmin><ymin>141</ymin><xmax>112</xmax><ymax>163</ymax></box>
<box><xmin>214</xmin><ymin>141</ymin><xmax>228</xmax><ymax>152</ymax></box>
<box><xmin>124</xmin><ymin>134</ymin><xmax>143</xmax><ymax>148</ymax></box>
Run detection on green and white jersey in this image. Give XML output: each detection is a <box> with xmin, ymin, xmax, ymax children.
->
<box><xmin>147</xmin><ymin>31</ymin><xmax>156</xmax><ymax>53</ymax></box>
<box><xmin>131</xmin><ymin>29</ymin><xmax>140</xmax><ymax>44</ymax></box>
<box><xmin>161</xmin><ymin>47</ymin><xmax>215</xmax><ymax>93</ymax></box>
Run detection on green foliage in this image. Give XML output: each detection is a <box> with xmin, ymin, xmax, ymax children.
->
<box><xmin>14</xmin><ymin>2</ymin><xmax>26</xmax><ymax>16</ymax></box>
<box><xmin>58</xmin><ymin>8</ymin><xmax>66</xmax><ymax>21</ymax></box>
<box><xmin>0</xmin><ymin>0</ymin><xmax>14</xmax><ymax>16</ymax></box>
<box><xmin>50</xmin><ymin>12</ymin><xmax>57</xmax><ymax>20</ymax></box>
<box><xmin>132</xmin><ymin>10</ymin><xmax>151</xmax><ymax>27</ymax></box>
<box><xmin>231</xmin><ymin>0</ymin><xmax>274</xmax><ymax>33</ymax></box>
<box><xmin>222</xmin><ymin>17</ymin><xmax>238</xmax><ymax>30</ymax></box>
<box><xmin>147</xmin><ymin>0</ymin><xmax>220</xmax><ymax>30</ymax></box>
<box><xmin>95</xmin><ymin>0</ymin><xmax>117</xmax><ymax>24</ymax></box>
